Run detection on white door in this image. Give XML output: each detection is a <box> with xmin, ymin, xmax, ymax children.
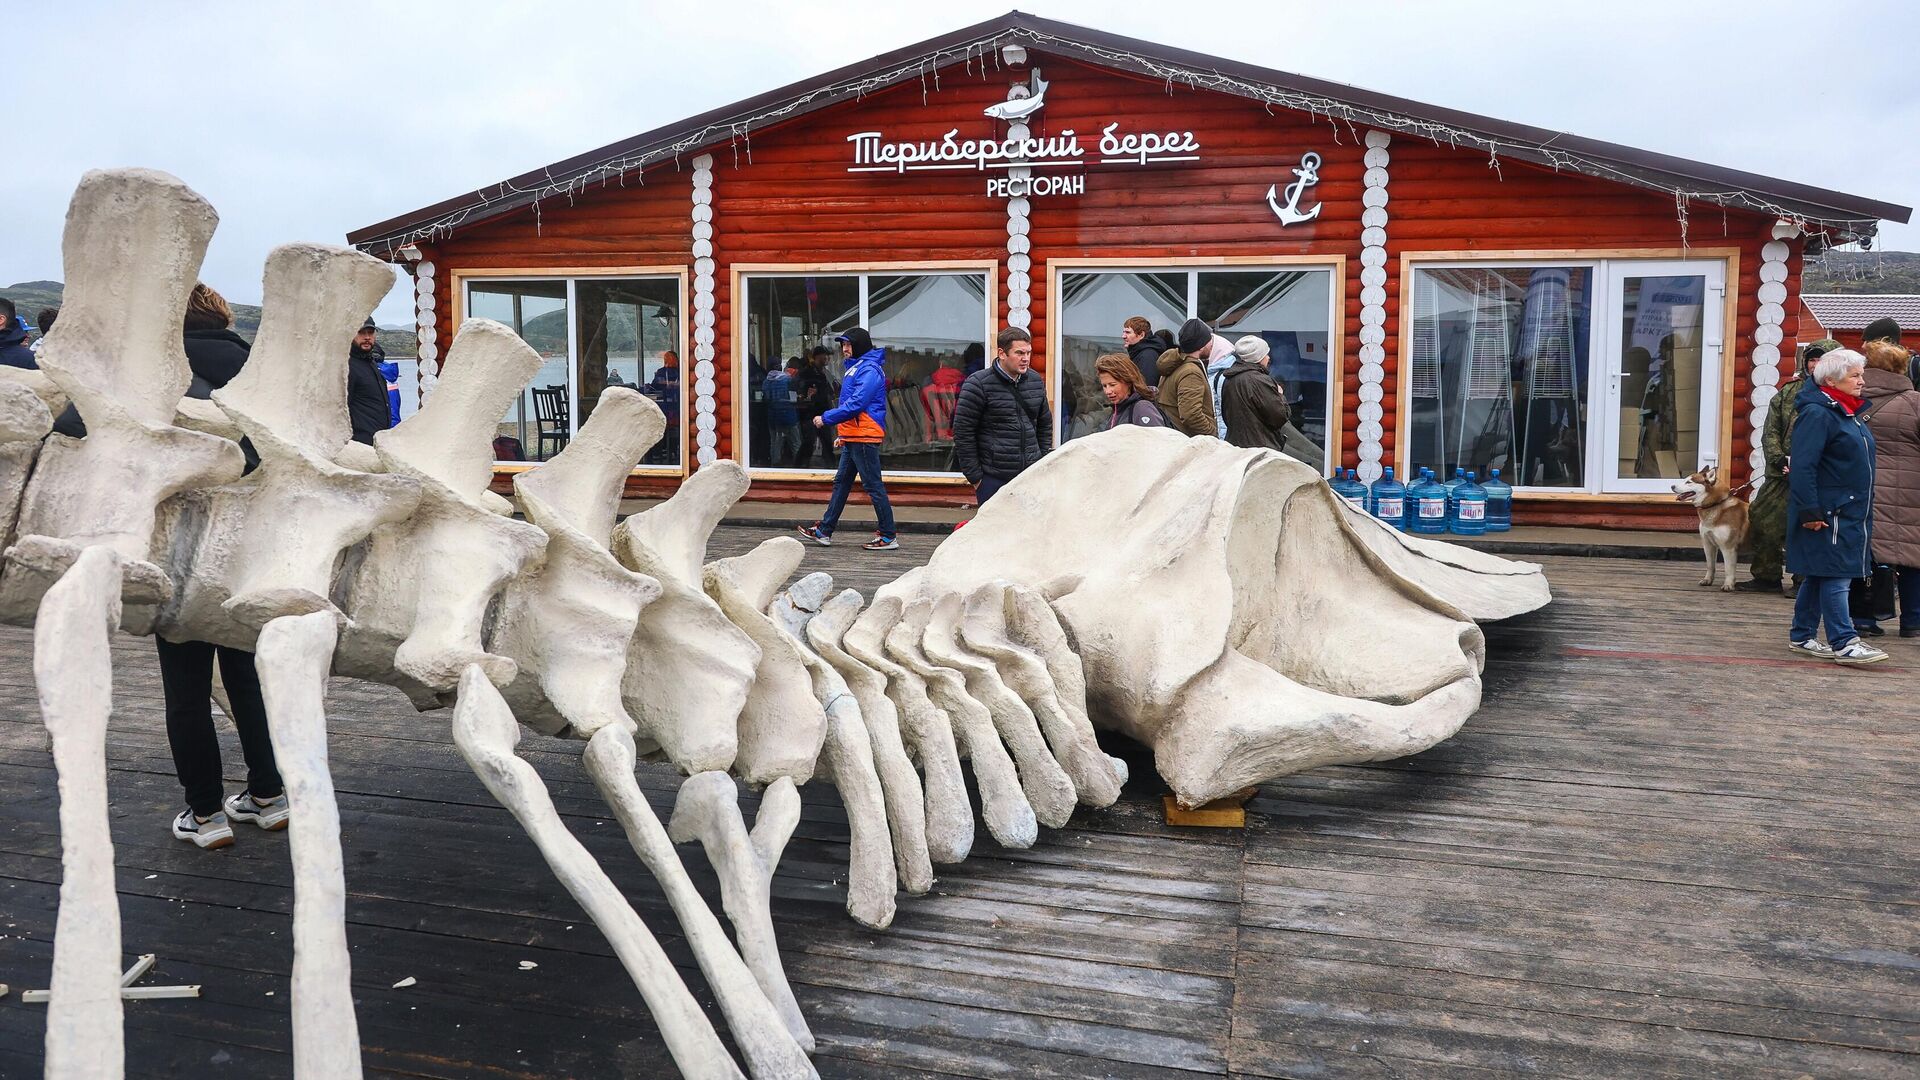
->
<box><xmin>1597</xmin><ymin>261</ymin><xmax>1725</xmax><ymax>493</ymax></box>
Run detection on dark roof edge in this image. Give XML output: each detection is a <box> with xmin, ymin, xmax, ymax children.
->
<box><xmin>350</xmin><ymin>10</ymin><xmax>1910</xmax><ymax>252</ymax></box>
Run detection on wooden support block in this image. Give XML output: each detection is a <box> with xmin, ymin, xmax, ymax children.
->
<box><xmin>1162</xmin><ymin>787</ymin><xmax>1258</xmax><ymax>828</ymax></box>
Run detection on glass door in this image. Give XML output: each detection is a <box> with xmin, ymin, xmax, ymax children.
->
<box><xmin>1597</xmin><ymin>261</ymin><xmax>1724</xmax><ymax>493</ymax></box>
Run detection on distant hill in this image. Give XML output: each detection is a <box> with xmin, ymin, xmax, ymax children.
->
<box><xmin>1801</xmin><ymin>250</ymin><xmax>1920</xmax><ymax>295</ymax></box>
<box><xmin>2</xmin><ymin>280</ymin><xmax>418</xmax><ymax>357</ymax></box>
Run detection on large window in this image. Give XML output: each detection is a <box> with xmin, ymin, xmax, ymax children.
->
<box><xmin>467</xmin><ymin>275</ymin><xmax>683</xmax><ymax>467</ymax></box>
<box><xmin>741</xmin><ymin>270</ymin><xmax>991</xmax><ymax>475</ymax></box>
<box><xmin>1405</xmin><ymin>259</ymin><xmax>1724</xmax><ymax>493</ymax></box>
<box><xmin>1056</xmin><ymin>265</ymin><xmax>1337</xmax><ymax>469</ymax></box>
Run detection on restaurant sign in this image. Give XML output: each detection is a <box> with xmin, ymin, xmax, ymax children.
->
<box><xmin>843</xmin><ymin>74</ymin><xmax>1322</xmax><ymax>226</ymax></box>
<box><xmin>846</xmin><ymin>123</ymin><xmax>1201</xmax><ymax>183</ymax></box>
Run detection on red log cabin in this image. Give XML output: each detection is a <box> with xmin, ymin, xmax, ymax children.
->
<box><xmin>349</xmin><ymin>11</ymin><xmax>1910</xmax><ymax>531</ymax></box>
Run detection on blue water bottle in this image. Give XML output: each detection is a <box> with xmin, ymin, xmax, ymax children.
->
<box><xmin>1369</xmin><ymin>466</ymin><xmax>1404</xmax><ymax>530</ymax></box>
<box><xmin>1451</xmin><ymin>471</ymin><xmax>1488</xmax><ymax>535</ymax></box>
<box><xmin>1482</xmin><ymin>468</ymin><xmax>1512</xmax><ymax>532</ymax></box>
<box><xmin>1411</xmin><ymin>469</ymin><xmax>1449</xmax><ymax>534</ymax></box>
<box><xmin>1441</xmin><ymin>467</ymin><xmax>1466</xmax><ymax>528</ymax></box>
<box><xmin>1335</xmin><ymin>469</ymin><xmax>1368</xmax><ymax>514</ymax></box>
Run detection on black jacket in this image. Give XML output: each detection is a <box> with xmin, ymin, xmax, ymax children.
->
<box><xmin>0</xmin><ymin>321</ymin><xmax>37</xmax><ymax>370</ymax></box>
<box><xmin>1218</xmin><ymin>359</ymin><xmax>1292</xmax><ymax>452</ymax></box>
<box><xmin>952</xmin><ymin>363</ymin><xmax>1053</xmax><ymax>485</ymax></box>
<box><xmin>1107</xmin><ymin>393</ymin><xmax>1167</xmax><ymax>430</ymax></box>
<box><xmin>795</xmin><ymin>364</ymin><xmax>832</xmax><ymax>417</ymax></box>
<box><xmin>51</xmin><ymin>327</ymin><xmax>260</xmax><ymax>472</ymax></box>
<box><xmin>347</xmin><ymin>343</ymin><xmax>391</xmax><ymax>445</ymax></box>
<box><xmin>1126</xmin><ymin>330</ymin><xmax>1173</xmax><ymax>388</ymax></box>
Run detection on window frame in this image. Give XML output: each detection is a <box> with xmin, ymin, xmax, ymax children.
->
<box><xmin>1045</xmin><ymin>256</ymin><xmax>1348</xmax><ymax>476</ymax></box>
<box><xmin>730</xmin><ymin>261</ymin><xmax>999</xmax><ymax>482</ymax></box>
<box><xmin>1396</xmin><ymin>249</ymin><xmax>1740</xmax><ymax>501</ymax></box>
<box><xmin>453</xmin><ymin>266</ymin><xmax>691</xmax><ymax>476</ymax></box>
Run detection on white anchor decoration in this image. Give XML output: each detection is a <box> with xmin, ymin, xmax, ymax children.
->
<box><xmin>1268</xmin><ymin>151</ymin><xmax>1323</xmax><ymax>226</ymax></box>
<box><xmin>984</xmin><ymin>73</ymin><xmax>1048</xmax><ymax>122</ymax></box>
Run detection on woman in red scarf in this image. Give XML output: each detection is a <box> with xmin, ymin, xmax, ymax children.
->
<box><xmin>1785</xmin><ymin>349</ymin><xmax>1886</xmax><ymax>665</ymax></box>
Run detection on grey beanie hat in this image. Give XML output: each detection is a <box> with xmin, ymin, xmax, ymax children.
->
<box><xmin>1177</xmin><ymin>317</ymin><xmax>1212</xmax><ymax>354</ymax></box>
<box><xmin>1233</xmin><ymin>335</ymin><xmax>1269</xmax><ymax>364</ymax></box>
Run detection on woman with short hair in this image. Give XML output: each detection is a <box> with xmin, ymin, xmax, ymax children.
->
<box><xmin>1095</xmin><ymin>352</ymin><xmax>1166</xmax><ymax>429</ymax></box>
<box><xmin>1786</xmin><ymin>348</ymin><xmax>1888</xmax><ymax>665</ymax></box>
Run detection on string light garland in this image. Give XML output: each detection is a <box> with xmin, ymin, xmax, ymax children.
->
<box><xmin>355</xmin><ymin>26</ymin><xmax>1882</xmax><ymax>255</ymax></box>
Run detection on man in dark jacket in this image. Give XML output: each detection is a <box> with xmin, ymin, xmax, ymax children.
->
<box><xmin>794</xmin><ymin>345</ymin><xmax>835</xmax><ymax>467</ymax></box>
<box><xmin>1862</xmin><ymin>315</ymin><xmax>1919</xmax><ymax>389</ymax></box>
<box><xmin>1122</xmin><ymin>316</ymin><xmax>1172</xmax><ymax>388</ymax></box>
<box><xmin>0</xmin><ymin>299</ymin><xmax>37</xmax><ymax>369</ymax></box>
<box><xmin>1786</xmin><ymin>350</ymin><xmax>1885</xmax><ymax>665</ymax></box>
<box><xmin>348</xmin><ymin>318</ymin><xmax>391</xmax><ymax>445</ymax></box>
<box><xmin>1742</xmin><ymin>338</ymin><xmax>1838</xmax><ymax>593</ymax></box>
<box><xmin>952</xmin><ymin>326</ymin><xmax>1052</xmax><ymax>505</ymax></box>
<box><xmin>1218</xmin><ymin>335</ymin><xmax>1293</xmax><ymax>451</ymax></box>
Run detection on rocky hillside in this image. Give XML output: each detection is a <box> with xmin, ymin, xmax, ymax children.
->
<box><xmin>2</xmin><ymin>280</ymin><xmax>418</xmax><ymax>356</ymax></box>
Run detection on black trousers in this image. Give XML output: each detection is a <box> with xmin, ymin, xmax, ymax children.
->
<box><xmin>795</xmin><ymin>420</ymin><xmax>836</xmax><ymax>468</ymax></box>
<box><xmin>155</xmin><ymin>636</ymin><xmax>283</xmax><ymax>817</ymax></box>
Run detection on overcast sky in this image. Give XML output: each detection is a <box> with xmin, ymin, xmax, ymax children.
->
<box><xmin>9</xmin><ymin>0</ymin><xmax>1918</xmax><ymax>325</ymax></box>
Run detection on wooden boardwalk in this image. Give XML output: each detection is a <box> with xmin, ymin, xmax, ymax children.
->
<box><xmin>0</xmin><ymin>531</ymin><xmax>1916</xmax><ymax>1078</ymax></box>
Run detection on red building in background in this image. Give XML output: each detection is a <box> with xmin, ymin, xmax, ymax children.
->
<box><xmin>351</xmin><ymin>12</ymin><xmax>1908</xmax><ymax>530</ymax></box>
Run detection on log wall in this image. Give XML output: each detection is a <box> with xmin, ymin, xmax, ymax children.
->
<box><xmin>421</xmin><ymin>53</ymin><xmax>1801</xmax><ymax>527</ymax></box>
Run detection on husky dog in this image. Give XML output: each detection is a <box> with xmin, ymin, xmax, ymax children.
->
<box><xmin>1672</xmin><ymin>465</ymin><xmax>1751</xmax><ymax>592</ymax></box>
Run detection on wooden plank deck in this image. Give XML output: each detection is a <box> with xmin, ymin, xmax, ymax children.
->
<box><xmin>0</xmin><ymin>531</ymin><xmax>1915</xmax><ymax>1078</ymax></box>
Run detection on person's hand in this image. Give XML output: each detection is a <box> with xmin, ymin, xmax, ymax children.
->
<box><xmin>812</xmin><ymin>416</ymin><xmax>824</xmax><ymax>428</ymax></box>
<box><xmin>833</xmin><ymin>437</ymin><xmax>844</xmax><ymax>449</ymax></box>
<box><xmin>1802</xmin><ymin>520</ymin><xmax>1828</xmax><ymax>532</ymax></box>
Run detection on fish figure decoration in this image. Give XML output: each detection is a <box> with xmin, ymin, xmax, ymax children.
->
<box><xmin>984</xmin><ymin>74</ymin><xmax>1048</xmax><ymax>122</ymax></box>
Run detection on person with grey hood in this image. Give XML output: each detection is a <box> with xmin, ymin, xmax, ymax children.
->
<box><xmin>1218</xmin><ymin>335</ymin><xmax>1294</xmax><ymax>451</ymax></box>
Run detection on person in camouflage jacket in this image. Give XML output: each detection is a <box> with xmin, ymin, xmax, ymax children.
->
<box><xmin>1743</xmin><ymin>338</ymin><xmax>1840</xmax><ymax>592</ymax></box>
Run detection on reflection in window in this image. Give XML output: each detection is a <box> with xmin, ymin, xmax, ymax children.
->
<box><xmin>575</xmin><ymin>278</ymin><xmax>682</xmax><ymax>467</ymax></box>
<box><xmin>743</xmin><ymin>272</ymin><xmax>988</xmax><ymax>474</ymax></box>
<box><xmin>1056</xmin><ymin>268</ymin><xmax>1335</xmax><ymax>469</ymax></box>
<box><xmin>1406</xmin><ymin>267</ymin><xmax>1591</xmax><ymax>488</ymax></box>
<box><xmin>469</xmin><ymin>276</ymin><xmax>683</xmax><ymax>466</ymax></box>
<box><xmin>469</xmin><ymin>280</ymin><xmax>568</xmax><ymax>462</ymax></box>
<box><xmin>1057</xmin><ymin>272</ymin><xmax>1185</xmax><ymax>443</ymax></box>
<box><xmin>1617</xmin><ymin>275</ymin><xmax>1706</xmax><ymax>480</ymax></box>
<box><xmin>1198</xmin><ymin>270</ymin><xmax>1331</xmax><ymax>467</ymax></box>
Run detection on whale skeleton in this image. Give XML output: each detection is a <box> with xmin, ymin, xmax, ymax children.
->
<box><xmin>8</xmin><ymin>168</ymin><xmax>1549</xmax><ymax>1078</ymax></box>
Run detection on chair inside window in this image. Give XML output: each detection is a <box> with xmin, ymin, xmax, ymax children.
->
<box><xmin>531</xmin><ymin>383</ymin><xmax>570</xmax><ymax>458</ymax></box>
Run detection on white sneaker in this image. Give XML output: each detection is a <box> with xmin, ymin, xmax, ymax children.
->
<box><xmin>173</xmin><ymin>808</ymin><xmax>235</xmax><ymax>849</ymax></box>
<box><xmin>1830</xmin><ymin>639</ymin><xmax>1890</xmax><ymax>666</ymax></box>
<box><xmin>1786</xmin><ymin>639</ymin><xmax>1834</xmax><ymax>660</ymax></box>
<box><xmin>224</xmin><ymin>790</ymin><xmax>291</xmax><ymax>830</ymax></box>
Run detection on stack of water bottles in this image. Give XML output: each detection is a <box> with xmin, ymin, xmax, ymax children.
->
<box><xmin>1326</xmin><ymin>464</ymin><xmax>1511</xmax><ymax>534</ymax></box>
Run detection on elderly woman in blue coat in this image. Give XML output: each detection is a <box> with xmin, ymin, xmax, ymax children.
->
<box><xmin>1786</xmin><ymin>348</ymin><xmax>1888</xmax><ymax>665</ymax></box>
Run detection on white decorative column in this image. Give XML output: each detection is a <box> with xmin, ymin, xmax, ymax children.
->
<box><xmin>1354</xmin><ymin>130</ymin><xmax>1393</xmax><ymax>482</ymax></box>
<box><xmin>1748</xmin><ymin>222</ymin><xmax>1797</xmax><ymax>478</ymax></box>
<box><xmin>690</xmin><ymin>154</ymin><xmax>719</xmax><ymax>468</ymax></box>
<box><xmin>1002</xmin><ymin>76</ymin><xmax>1037</xmax><ymax>332</ymax></box>
<box><xmin>413</xmin><ymin>260</ymin><xmax>438</xmax><ymax>402</ymax></box>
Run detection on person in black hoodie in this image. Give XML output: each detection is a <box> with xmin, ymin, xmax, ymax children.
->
<box><xmin>347</xmin><ymin>318</ymin><xmax>391</xmax><ymax>444</ymax></box>
<box><xmin>1122</xmin><ymin>315</ymin><xmax>1173</xmax><ymax>388</ymax></box>
<box><xmin>0</xmin><ymin>298</ymin><xmax>37</xmax><ymax>369</ymax></box>
<box><xmin>108</xmin><ymin>283</ymin><xmax>286</xmax><ymax>848</ymax></box>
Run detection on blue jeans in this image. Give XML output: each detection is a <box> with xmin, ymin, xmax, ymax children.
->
<box><xmin>1791</xmin><ymin>575</ymin><xmax>1858</xmax><ymax>648</ymax></box>
<box><xmin>819</xmin><ymin>441</ymin><xmax>894</xmax><ymax>538</ymax></box>
<box><xmin>1856</xmin><ymin>564</ymin><xmax>1920</xmax><ymax>632</ymax></box>
<box><xmin>975</xmin><ymin>475</ymin><xmax>1007</xmax><ymax>506</ymax></box>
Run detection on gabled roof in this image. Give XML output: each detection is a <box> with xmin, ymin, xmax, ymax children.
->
<box><xmin>1801</xmin><ymin>294</ymin><xmax>1920</xmax><ymax>331</ymax></box>
<box><xmin>349</xmin><ymin>10</ymin><xmax>1911</xmax><ymax>254</ymax></box>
